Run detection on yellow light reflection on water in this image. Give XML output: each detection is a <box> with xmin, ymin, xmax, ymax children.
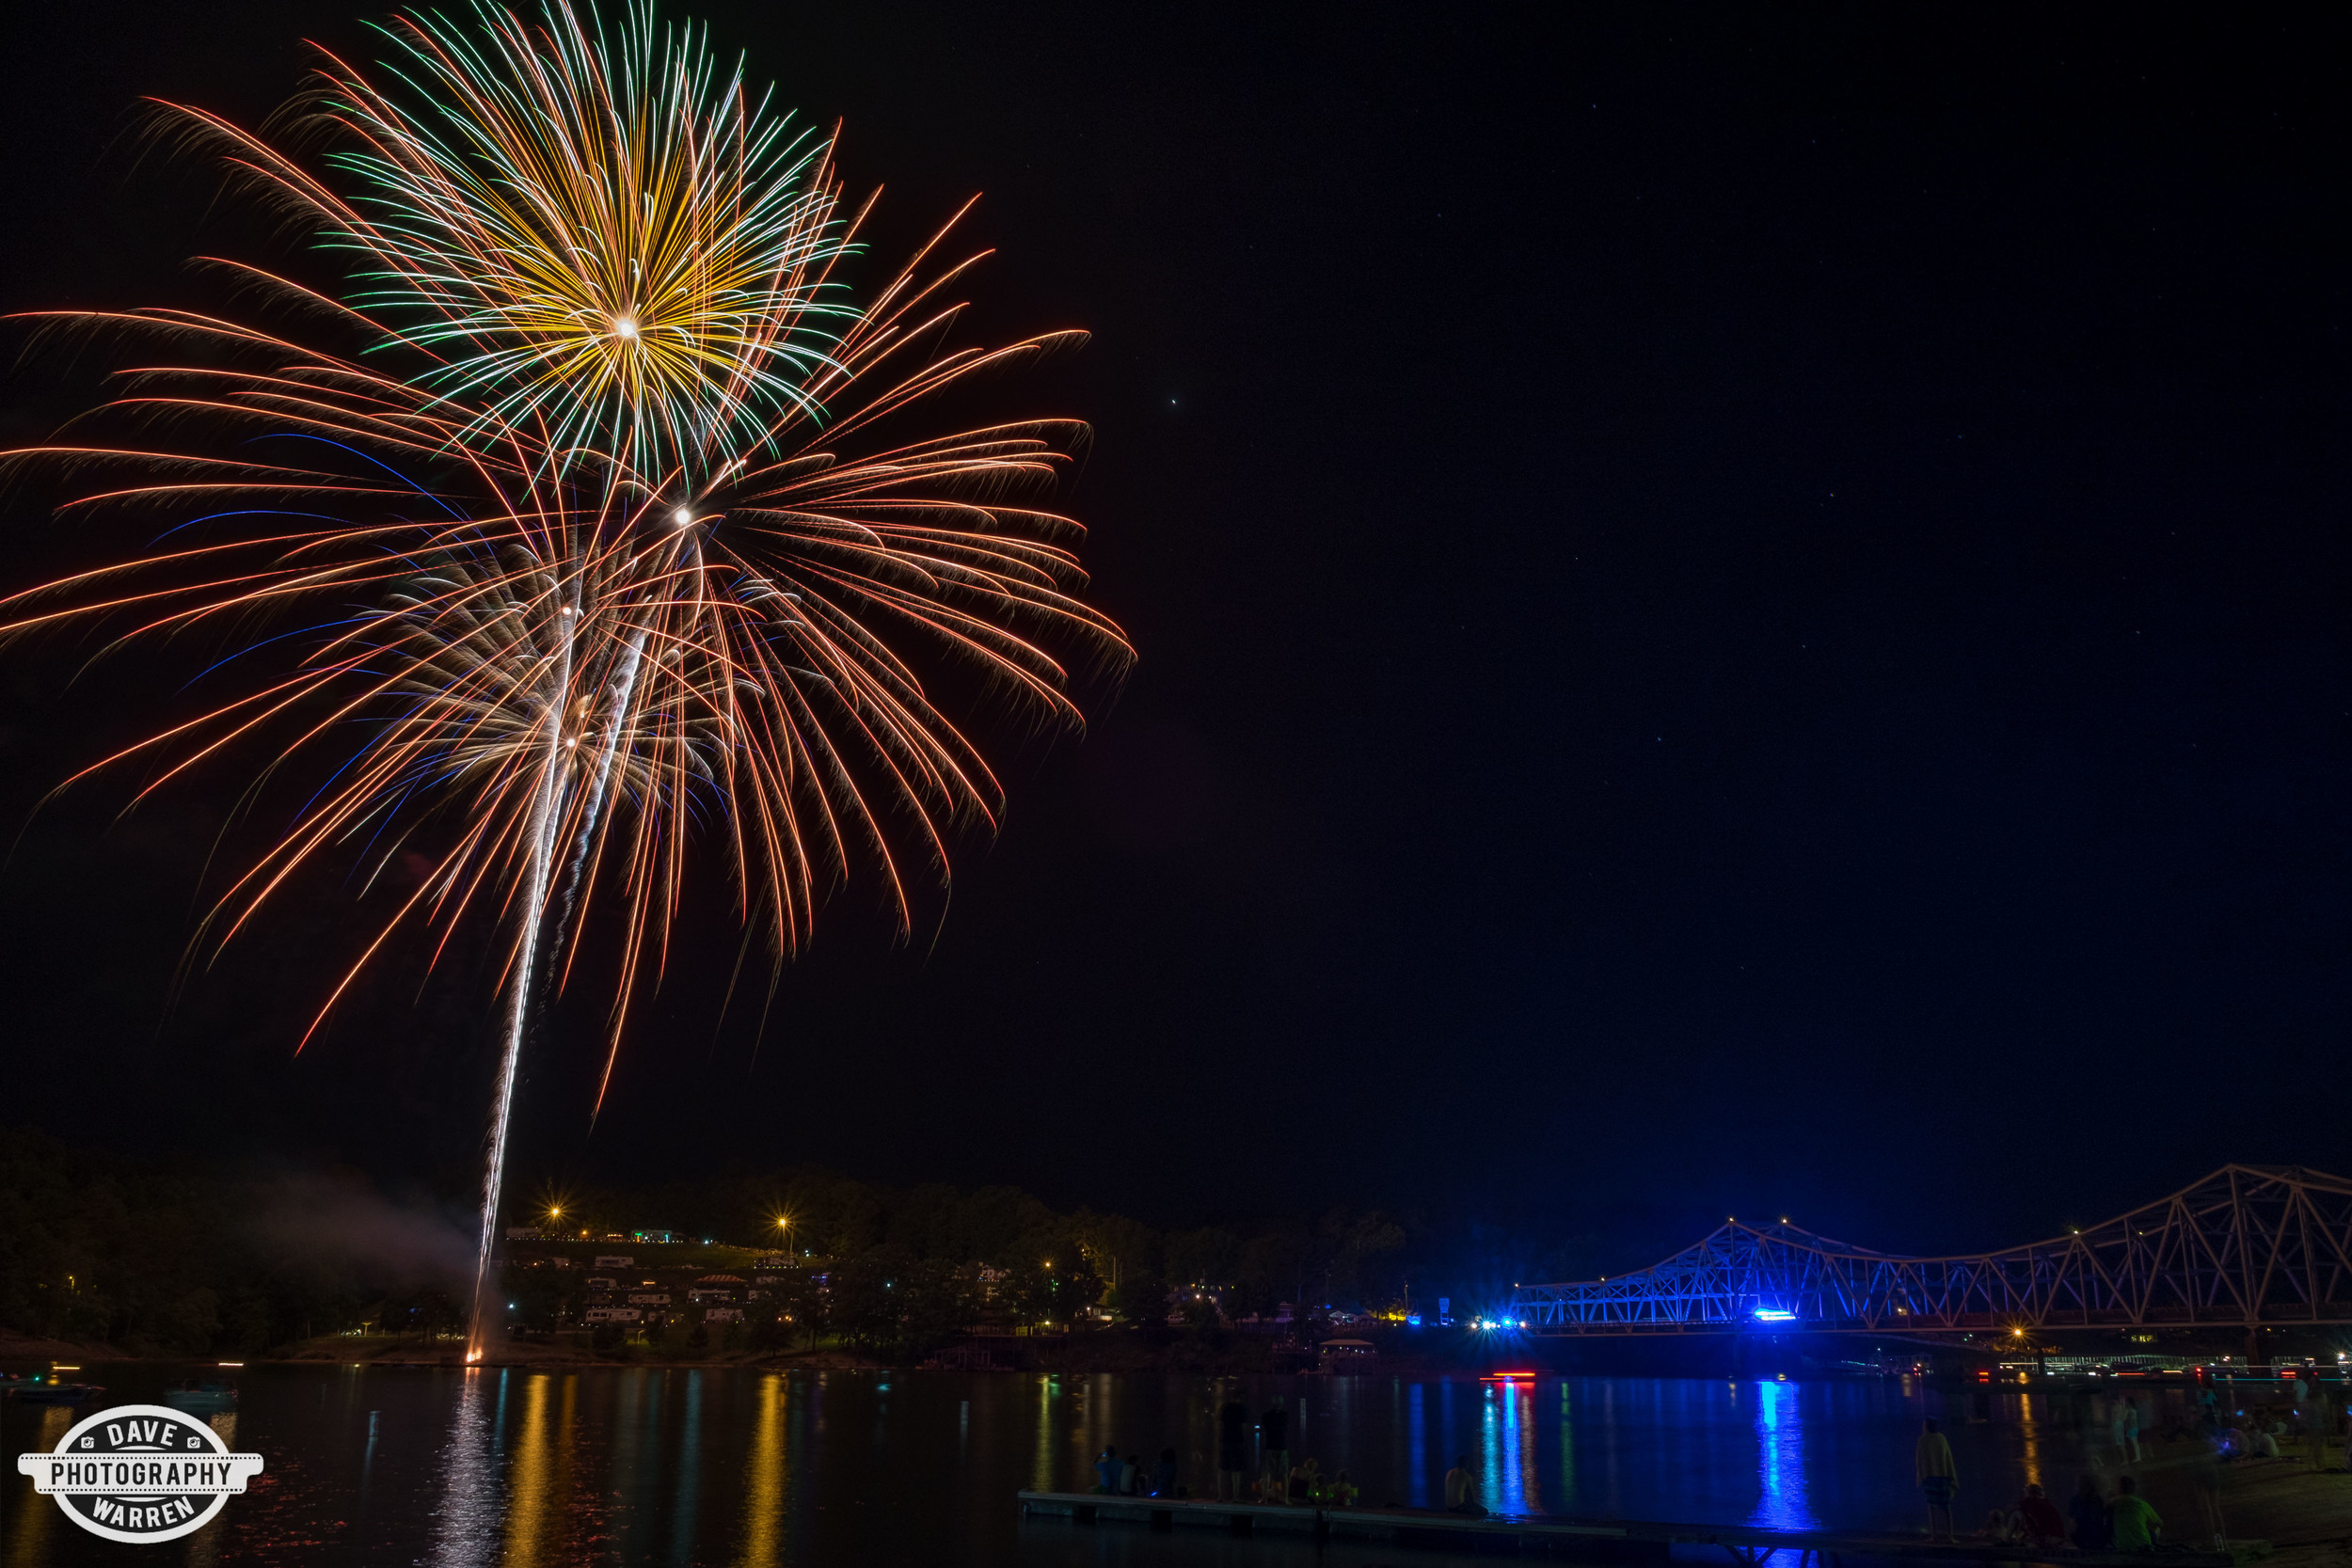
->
<box><xmin>504</xmin><ymin>1374</ymin><xmax>555</xmax><ymax>1565</ymax></box>
<box><xmin>737</xmin><ymin>1373</ymin><xmax>787</xmax><ymax>1567</ymax></box>
<box><xmin>183</xmin><ymin>1411</ymin><xmax>242</xmax><ymax>1567</ymax></box>
<box><xmin>2020</xmin><ymin>1390</ymin><xmax>2042</xmax><ymax>1490</ymax></box>
<box><xmin>6</xmin><ymin>1406</ymin><xmax>71</xmax><ymax>1568</ymax></box>
<box><xmin>1033</xmin><ymin>1377</ymin><xmax>1057</xmax><ymax>1493</ymax></box>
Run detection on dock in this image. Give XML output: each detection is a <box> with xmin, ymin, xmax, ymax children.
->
<box><xmin>1016</xmin><ymin>1492</ymin><xmax>2272</xmax><ymax>1565</ymax></box>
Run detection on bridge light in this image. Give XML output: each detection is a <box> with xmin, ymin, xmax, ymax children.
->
<box><xmin>1754</xmin><ymin>1308</ymin><xmax>1797</xmax><ymax>1322</ymax></box>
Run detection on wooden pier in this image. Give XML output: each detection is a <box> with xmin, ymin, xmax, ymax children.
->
<box><xmin>1016</xmin><ymin>1491</ymin><xmax>2271</xmax><ymax>1565</ymax></box>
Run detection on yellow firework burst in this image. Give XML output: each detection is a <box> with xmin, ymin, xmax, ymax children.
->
<box><xmin>172</xmin><ymin>1</ymin><xmax>858</xmax><ymax>482</ymax></box>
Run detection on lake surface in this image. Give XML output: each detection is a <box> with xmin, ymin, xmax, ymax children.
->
<box><xmin>3</xmin><ymin>1362</ymin><xmax>2197</xmax><ymax>1565</ymax></box>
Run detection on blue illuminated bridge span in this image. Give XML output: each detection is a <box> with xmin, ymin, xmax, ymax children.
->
<box><xmin>1510</xmin><ymin>1164</ymin><xmax>2352</xmax><ymax>1337</ymax></box>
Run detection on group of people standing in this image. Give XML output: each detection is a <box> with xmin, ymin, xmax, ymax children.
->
<box><xmin>1915</xmin><ymin>1417</ymin><xmax>2171</xmax><ymax>1550</ymax></box>
<box><xmin>1206</xmin><ymin>1392</ymin><xmax>1360</xmax><ymax>1506</ymax></box>
<box><xmin>1080</xmin><ymin>1389</ymin><xmax>1367</xmax><ymax>1511</ymax></box>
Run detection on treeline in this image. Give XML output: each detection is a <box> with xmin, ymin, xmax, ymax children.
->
<box><xmin>0</xmin><ymin>1128</ymin><xmax>455</xmax><ymax>1356</ymax></box>
<box><xmin>0</xmin><ymin>1128</ymin><xmax>1436</xmax><ymax>1359</ymax></box>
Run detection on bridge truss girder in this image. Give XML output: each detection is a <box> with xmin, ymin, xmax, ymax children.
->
<box><xmin>1511</xmin><ymin>1165</ymin><xmax>2352</xmax><ymax>1338</ymax></box>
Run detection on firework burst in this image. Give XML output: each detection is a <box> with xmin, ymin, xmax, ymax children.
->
<box><xmin>4</xmin><ymin>0</ymin><xmax>1129</xmax><ymax>1359</ymax></box>
<box><xmin>167</xmin><ymin>0</ymin><xmax>859</xmax><ymax>482</ymax></box>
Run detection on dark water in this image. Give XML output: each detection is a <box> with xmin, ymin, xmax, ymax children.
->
<box><xmin>4</xmin><ymin>1362</ymin><xmax>2194</xmax><ymax>1565</ymax></box>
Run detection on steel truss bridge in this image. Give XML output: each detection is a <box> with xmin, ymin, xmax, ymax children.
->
<box><xmin>1511</xmin><ymin>1165</ymin><xmax>2352</xmax><ymax>1339</ymax></box>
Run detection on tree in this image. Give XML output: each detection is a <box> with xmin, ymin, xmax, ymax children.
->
<box><xmin>1318</xmin><ymin>1208</ymin><xmax>1406</xmax><ymax>1306</ymax></box>
<box><xmin>1166</xmin><ymin>1227</ymin><xmax>1243</xmax><ymax>1291</ymax></box>
<box><xmin>1001</xmin><ymin>1234</ymin><xmax>1103</xmax><ymax>1328</ymax></box>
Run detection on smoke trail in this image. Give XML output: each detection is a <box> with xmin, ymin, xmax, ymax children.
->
<box><xmin>467</xmin><ymin>595</ymin><xmax>578</xmax><ymax>1361</ymax></box>
<box><xmin>543</xmin><ymin>626</ymin><xmax>647</xmax><ymax>988</ymax></box>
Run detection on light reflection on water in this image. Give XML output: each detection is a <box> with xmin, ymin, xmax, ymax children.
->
<box><xmin>1749</xmin><ymin>1379</ymin><xmax>1815</xmax><ymax>1529</ymax></box>
<box><xmin>5</xmin><ymin>1405</ymin><xmax>70</xmax><ymax>1568</ymax></box>
<box><xmin>504</xmin><ymin>1374</ymin><xmax>554</xmax><ymax>1565</ymax></box>
<box><xmin>0</xmin><ymin>1364</ymin><xmax>2163</xmax><ymax>1566</ymax></box>
<box><xmin>1406</xmin><ymin>1381</ymin><xmax>1428</xmax><ymax>1506</ymax></box>
<box><xmin>1030</xmin><ymin>1373</ymin><xmax>1054</xmax><ymax>1493</ymax></box>
<box><xmin>432</xmin><ymin>1370</ymin><xmax>502</xmax><ymax>1568</ymax></box>
<box><xmin>670</xmin><ymin>1370</ymin><xmax>703</xmax><ymax>1568</ymax></box>
<box><xmin>1479</xmin><ymin>1380</ymin><xmax>1543</xmax><ymax>1515</ymax></box>
<box><xmin>736</xmin><ymin>1374</ymin><xmax>785</xmax><ymax>1568</ymax></box>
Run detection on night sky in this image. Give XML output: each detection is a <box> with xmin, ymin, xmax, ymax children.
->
<box><xmin>3</xmin><ymin>4</ymin><xmax>2347</xmax><ymax>1271</ymax></box>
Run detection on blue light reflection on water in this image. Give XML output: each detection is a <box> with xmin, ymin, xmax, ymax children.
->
<box><xmin>1479</xmin><ymin>1379</ymin><xmax>1540</xmax><ymax>1515</ymax></box>
<box><xmin>1750</xmin><ymin>1378</ymin><xmax>1816</xmax><ymax>1529</ymax></box>
<box><xmin>1438</xmin><ymin>1380</ymin><xmax>1458</xmax><ymax>1502</ymax></box>
<box><xmin>1512</xmin><ymin>1381</ymin><xmax>1539</xmax><ymax>1513</ymax></box>
<box><xmin>1406</xmin><ymin>1382</ymin><xmax>1427</xmax><ymax>1506</ymax></box>
<box><xmin>1480</xmin><ymin>1384</ymin><xmax>1504</xmax><ymax>1513</ymax></box>
<box><xmin>492</xmin><ymin>1368</ymin><xmax>509</xmax><ymax>1456</ymax></box>
<box><xmin>1556</xmin><ymin>1381</ymin><xmax>1578</xmax><ymax>1513</ymax></box>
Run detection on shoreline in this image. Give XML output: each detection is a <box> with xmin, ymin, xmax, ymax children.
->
<box><xmin>2</xmin><ymin>1323</ymin><xmax>1456</xmax><ymax>1377</ymax></box>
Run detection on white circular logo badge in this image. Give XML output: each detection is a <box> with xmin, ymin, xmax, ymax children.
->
<box><xmin>15</xmin><ymin>1403</ymin><xmax>265</xmax><ymax>1544</ymax></box>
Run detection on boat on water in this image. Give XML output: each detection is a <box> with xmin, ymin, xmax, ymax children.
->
<box><xmin>8</xmin><ymin>1380</ymin><xmax>106</xmax><ymax>1405</ymax></box>
<box><xmin>163</xmin><ymin>1381</ymin><xmax>238</xmax><ymax>1413</ymax></box>
<box><xmin>1316</xmin><ymin>1338</ymin><xmax>1379</xmax><ymax>1373</ymax></box>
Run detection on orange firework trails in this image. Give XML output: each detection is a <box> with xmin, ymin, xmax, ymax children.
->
<box><xmin>0</xmin><ymin>0</ymin><xmax>1129</xmax><ymax>1359</ymax></box>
